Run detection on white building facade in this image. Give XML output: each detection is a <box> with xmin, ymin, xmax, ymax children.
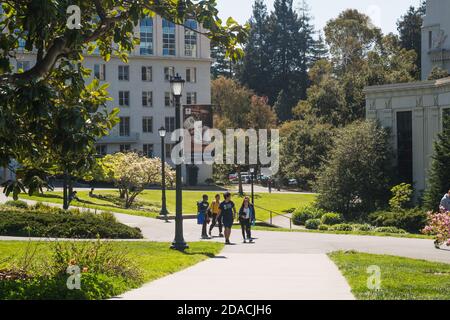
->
<box><xmin>6</xmin><ymin>15</ymin><xmax>213</xmax><ymax>185</ymax></box>
<box><xmin>365</xmin><ymin>0</ymin><xmax>450</xmax><ymax>193</ymax></box>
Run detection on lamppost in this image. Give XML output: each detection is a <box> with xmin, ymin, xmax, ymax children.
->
<box><xmin>159</xmin><ymin>127</ymin><xmax>169</xmax><ymax>219</ymax></box>
<box><xmin>170</xmin><ymin>74</ymin><xmax>188</xmax><ymax>251</ymax></box>
<box><xmin>250</xmin><ymin>167</ymin><xmax>255</xmax><ymax>205</ymax></box>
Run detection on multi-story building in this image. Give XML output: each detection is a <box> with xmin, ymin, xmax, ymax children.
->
<box><xmin>7</xmin><ymin>14</ymin><xmax>213</xmax><ymax>185</ymax></box>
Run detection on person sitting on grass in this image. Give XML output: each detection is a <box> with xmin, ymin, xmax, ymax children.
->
<box><xmin>238</xmin><ymin>196</ymin><xmax>256</xmax><ymax>243</ymax></box>
<box><xmin>198</xmin><ymin>194</ymin><xmax>210</xmax><ymax>239</ymax></box>
<box><xmin>440</xmin><ymin>189</ymin><xmax>450</xmax><ymax>212</ymax></box>
<box><xmin>218</xmin><ymin>192</ymin><xmax>236</xmax><ymax>245</ymax></box>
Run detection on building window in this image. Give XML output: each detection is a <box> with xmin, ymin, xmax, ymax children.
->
<box><xmin>142</xmin><ymin>91</ymin><xmax>153</xmax><ymax>107</ymax></box>
<box><xmin>94</xmin><ymin>64</ymin><xmax>106</xmax><ymax>80</ymax></box>
<box><xmin>186</xmin><ymin>92</ymin><xmax>197</xmax><ymax>105</ymax></box>
<box><xmin>17</xmin><ymin>61</ymin><xmax>30</xmax><ymax>72</ymax></box>
<box><xmin>95</xmin><ymin>144</ymin><xmax>107</xmax><ymax>156</ymax></box>
<box><xmin>164</xmin><ymin>66</ymin><xmax>175</xmax><ymax>81</ymax></box>
<box><xmin>143</xmin><ymin>144</ymin><xmax>154</xmax><ymax>158</ymax></box>
<box><xmin>120</xmin><ymin>144</ymin><xmax>131</xmax><ymax>152</ymax></box>
<box><xmin>142</xmin><ymin>66</ymin><xmax>152</xmax><ymax>82</ymax></box>
<box><xmin>186</xmin><ymin>67</ymin><xmax>196</xmax><ymax>83</ymax></box>
<box><xmin>142</xmin><ymin>116</ymin><xmax>153</xmax><ymax>133</ymax></box>
<box><xmin>119</xmin><ymin>91</ymin><xmax>130</xmax><ymax>107</ymax></box>
<box><xmin>397</xmin><ymin>111</ymin><xmax>413</xmax><ymax>184</ymax></box>
<box><xmin>165</xmin><ymin>144</ymin><xmax>174</xmax><ymax>158</ymax></box>
<box><xmin>165</xmin><ymin>117</ymin><xmax>175</xmax><ymax>132</ymax></box>
<box><xmin>162</xmin><ymin>18</ymin><xmax>176</xmax><ymax>56</ymax></box>
<box><xmin>429</xmin><ymin>30</ymin><xmax>433</xmax><ymax>49</ymax></box>
<box><xmin>140</xmin><ymin>17</ymin><xmax>153</xmax><ymax>55</ymax></box>
<box><xmin>184</xmin><ymin>19</ymin><xmax>198</xmax><ymax>57</ymax></box>
<box><xmin>118</xmin><ymin>65</ymin><xmax>129</xmax><ymax>81</ymax></box>
<box><xmin>165</xmin><ymin>92</ymin><xmax>173</xmax><ymax>107</ymax></box>
<box><xmin>119</xmin><ymin>117</ymin><xmax>130</xmax><ymax>136</ymax></box>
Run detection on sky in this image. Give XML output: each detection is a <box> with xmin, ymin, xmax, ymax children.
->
<box><xmin>216</xmin><ymin>0</ymin><xmax>424</xmax><ymax>35</ymax></box>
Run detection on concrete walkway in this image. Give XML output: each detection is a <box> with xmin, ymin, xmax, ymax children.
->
<box><xmin>2</xmin><ymin>193</ymin><xmax>450</xmax><ymax>300</ymax></box>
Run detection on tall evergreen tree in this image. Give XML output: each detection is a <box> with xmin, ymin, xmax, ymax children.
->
<box><xmin>211</xmin><ymin>40</ymin><xmax>235</xmax><ymax>79</ymax></box>
<box><xmin>424</xmin><ymin>111</ymin><xmax>450</xmax><ymax>210</ymax></box>
<box><xmin>237</xmin><ymin>0</ymin><xmax>273</xmax><ymax>96</ymax></box>
<box><xmin>310</xmin><ymin>31</ymin><xmax>329</xmax><ymax>64</ymax></box>
<box><xmin>397</xmin><ymin>1</ymin><xmax>426</xmax><ymax>79</ymax></box>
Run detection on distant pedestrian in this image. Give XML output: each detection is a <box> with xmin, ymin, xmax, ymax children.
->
<box><xmin>197</xmin><ymin>195</ymin><xmax>210</xmax><ymax>239</ymax></box>
<box><xmin>268</xmin><ymin>179</ymin><xmax>272</xmax><ymax>193</ymax></box>
<box><xmin>238</xmin><ymin>196</ymin><xmax>256</xmax><ymax>243</ymax></box>
<box><xmin>209</xmin><ymin>194</ymin><xmax>223</xmax><ymax>237</ymax></box>
<box><xmin>440</xmin><ymin>189</ymin><xmax>450</xmax><ymax>212</ymax></box>
<box><xmin>218</xmin><ymin>192</ymin><xmax>236</xmax><ymax>245</ymax></box>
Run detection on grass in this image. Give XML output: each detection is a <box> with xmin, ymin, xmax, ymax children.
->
<box><xmin>329</xmin><ymin>251</ymin><xmax>450</xmax><ymax>300</ymax></box>
<box><xmin>0</xmin><ymin>241</ymin><xmax>223</xmax><ymax>300</ymax></box>
<box><xmin>231</xmin><ymin>224</ymin><xmax>433</xmax><ymax>240</ymax></box>
<box><xmin>18</xmin><ymin>190</ymin><xmax>315</xmax><ymax>221</ymax></box>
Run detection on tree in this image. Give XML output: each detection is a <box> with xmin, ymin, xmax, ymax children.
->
<box><xmin>315</xmin><ymin>121</ymin><xmax>393</xmax><ymax>219</ymax></box>
<box><xmin>211</xmin><ymin>40</ymin><xmax>235</xmax><ymax>79</ymax></box>
<box><xmin>310</xmin><ymin>31</ymin><xmax>329</xmax><ymax>64</ymax></box>
<box><xmin>237</xmin><ymin>0</ymin><xmax>273</xmax><ymax>97</ymax></box>
<box><xmin>424</xmin><ymin>111</ymin><xmax>450</xmax><ymax>210</ymax></box>
<box><xmin>211</xmin><ymin>77</ymin><xmax>277</xmax><ymax>194</ymax></box>
<box><xmin>100</xmin><ymin>153</ymin><xmax>174</xmax><ymax>209</ymax></box>
<box><xmin>0</xmin><ymin>1</ymin><xmax>247</xmax><ymax>197</ymax></box>
<box><xmin>397</xmin><ymin>2</ymin><xmax>426</xmax><ymax>78</ymax></box>
<box><xmin>279</xmin><ymin>118</ymin><xmax>334</xmax><ymax>190</ymax></box>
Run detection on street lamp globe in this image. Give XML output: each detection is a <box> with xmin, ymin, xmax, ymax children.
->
<box><xmin>250</xmin><ymin>168</ymin><xmax>255</xmax><ymax>174</ymax></box>
<box><xmin>170</xmin><ymin>73</ymin><xmax>185</xmax><ymax>97</ymax></box>
<box><xmin>158</xmin><ymin>126</ymin><xmax>167</xmax><ymax>138</ymax></box>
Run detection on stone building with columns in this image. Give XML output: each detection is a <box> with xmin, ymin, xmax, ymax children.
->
<box><xmin>365</xmin><ymin>0</ymin><xmax>450</xmax><ymax>193</ymax></box>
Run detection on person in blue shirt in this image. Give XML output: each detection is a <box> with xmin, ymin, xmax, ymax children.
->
<box><xmin>440</xmin><ymin>189</ymin><xmax>450</xmax><ymax>212</ymax></box>
<box><xmin>218</xmin><ymin>192</ymin><xmax>236</xmax><ymax>245</ymax></box>
<box><xmin>197</xmin><ymin>194</ymin><xmax>210</xmax><ymax>239</ymax></box>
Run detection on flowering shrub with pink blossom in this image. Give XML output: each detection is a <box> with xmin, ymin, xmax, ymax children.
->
<box><xmin>423</xmin><ymin>207</ymin><xmax>450</xmax><ymax>248</ymax></box>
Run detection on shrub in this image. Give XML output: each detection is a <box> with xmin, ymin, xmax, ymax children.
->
<box><xmin>374</xmin><ymin>227</ymin><xmax>407</xmax><ymax>234</ymax></box>
<box><xmin>292</xmin><ymin>205</ymin><xmax>325</xmax><ymax>226</ymax></box>
<box><xmin>423</xmin><ymin>210</ymin><xmax>450</xmax><ymax>246</ymax></box>
<box><xmin>330</xmin><ymin>224</ymin><xmax>353</xmax><ymax>232</ymax></box>
<box><xmin>0</xmin><ymin>241</ymin><xmax>143</xmax><ymax>300</ymax></box>
<box><xmin>389</xmin><ymin>183</ymin><xmax>413</xmax><ymax>210</ymax></box>
<box><xmin>352</xmin><ymin>224</ymin><xmax>374</xmax><ymax>232</ymax></box>
<box><xmin>0</xmin><ymin>208</ymin><xmax>143</xmax><ymax>239</ymax></box>
<box><xmin>305</xmin><ymin>219</ymin><xmax>321</xmax><ymax>230</ymax></box>
<box><xmin>4</xmin><ymin>200</ymin><xmax>29</xmax><ymax>209</ymax></box>
<box><xmin>320</xmin><ymin>213</ymin><xmax>342</xmax><ymax>226</ymax></box>
<box><xmin>318</xmin><ymin>224</ymin><xmax>330</xmax><ymax>231</ymax></box>
<box><xmin>369</xmin><ymin>208</ymin><xmax>427</xmax><ymax>233</ymax></box>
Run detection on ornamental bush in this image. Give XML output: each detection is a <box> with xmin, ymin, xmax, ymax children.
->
<box><xmin>305</xmin><ymin>219</ymin><xmax>321</xmax><ymax>230</ymax></box>
<box><xmin>423</xmin><ymin>210</ymin><xmax>450</xmax><ymax>247</ymax></box>
<box><xmin>320</xmin><ymin>213</ymin><xmax>343</xmax><ymax>226</ymax></box>
<box><xmin>4</xmin><ymin>200</ymin><xmax>29</xmax><ymax>209</ymax></box>
<box><xmin>292</xmin><ymin>205</ymin><xmax>325</xmax><ymax>226</ymax></box>
<box><xmin>368</xmin><ymin>208</ymin><xmax>427</xmax><ymax>233</ymax></box>
<box><xmin>374</xmin><ymin>227</ymin><xmax>407</xmax><ymax>234</ymax></box>
<box><xmin>329</xmin><ymin>224</ymin><xmax>354</xmax><ymax>232</ymax></box>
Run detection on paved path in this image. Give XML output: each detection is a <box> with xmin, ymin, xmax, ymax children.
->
<box><xmin>2</xmin><ymin>193</ymin><xmax>450</xmax><ymax>300</ymax></box>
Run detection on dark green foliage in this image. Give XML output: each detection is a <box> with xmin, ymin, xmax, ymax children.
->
<box><xmin>4</xmin><ymin>200</ymin><xmax>29</xmax><ymax>209</ymax></box>
<box><xmin>315</xmin><ymin>121</ymin><xmax>394</xmax><ymax>219</ymax></box>
<box><xmin>373</xmin><ymin>227</ymin><xmax>407</xmax><ymax>234</ymax></box>
<box><xmin>305</xmin><ymin>218</ymin><xmax>321</xmax><ymax>230</ymax></box>
<box><xmin>397</xmin><ymin>2</ymin><xmax>426</xmax><ymax>78</ymax></box>
<box><xmin>292</xmin><ymin>205</ymin><xmax>325</xmax><ymax>226</ymax></box>
<box><xmin>368</xmin><ymin>209</ymin><xmax>427</xmax><ymax>234</ymax></box>
<box><xmin>0</xmin><ymin>206</ymin><xmax>143</xmax><ymax>239</ymax></box>
<box><xmin>329</xmin><ymin>224</ymin><xmax>353</xmax><ymax>232</ymax></box>
<box><xmin>424</xmin><ymin>110</ymin><xmax>450</xmax><ymax>210</ymax></box>
<box><xmin>320</xmin><ymin>213</ymin><xmax>343</xmax><ymax>226</ymax></box>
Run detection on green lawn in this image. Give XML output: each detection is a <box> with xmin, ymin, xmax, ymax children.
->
<box><xmin>329</xmin><ymin>251</ymin><xmax>450</xmax><ymax>300</ymax></box>
<box><xmin>0</xmin><ymin>241</ymin><xmax>223</xmax><ymax>300</ymax></box>
<box><xmin>19</xmin><ymin>190</ymin><xmax>315</xmax><ymax>222</ymax></box>
<box><xmin>242</xmin><ymin>225</ymin><xmax>432</xmax><ymax>240</ymax></box>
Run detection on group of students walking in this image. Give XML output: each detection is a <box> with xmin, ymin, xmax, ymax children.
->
<box><xmin>197</xmin><ymin>192</ymin><xmax>256</xmax><ymax>245</ymax></box>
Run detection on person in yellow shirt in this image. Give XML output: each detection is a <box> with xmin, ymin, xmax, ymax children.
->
<box><xmin>208</xmin><ymin>194</ymin><xmax>223</xmax><ymax>237</ymax></box>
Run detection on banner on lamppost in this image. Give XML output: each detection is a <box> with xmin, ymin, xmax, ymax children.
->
<box><xmin>183</xmin><ymin>104</ymin><xmax>213</xmax><ymax>163</ymax></box>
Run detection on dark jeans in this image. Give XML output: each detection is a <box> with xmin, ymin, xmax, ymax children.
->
<box><xmin>209</xmin><ymin>214</ymin><xmax>223</xmax><ymax>234</ymax></box>
<box><xmin>202</xmin><ymin>215</ymin><xmax>209</xmax><ymax>237</ymax></box>
<box><xmin>240</xmin><ymin>218</ymin><xmax>251</xmax><ymax>240</ymax></box>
